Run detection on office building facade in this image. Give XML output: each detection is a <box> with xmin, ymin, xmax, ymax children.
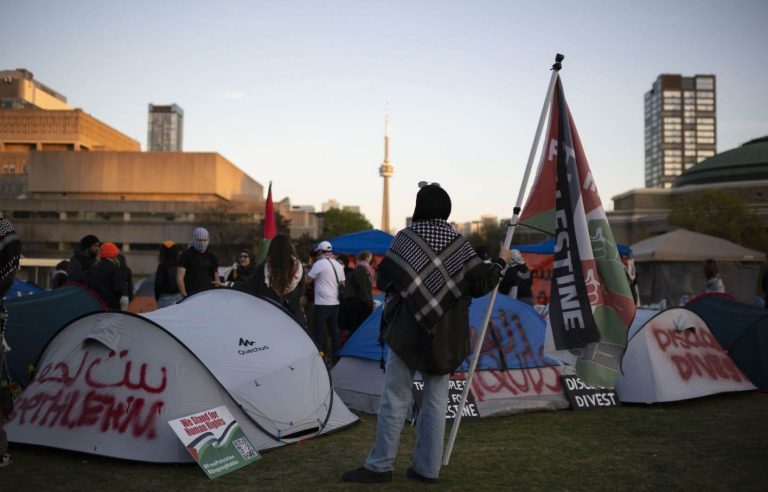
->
<box><xmin>148</xmin><ymin>103</ymin><xmax>183</xmax><ymax>151</ymax></box>
<box><xmin>644</xmin><ymin>74</ymin><xmax>716</xmax><ymax>188</ymax></box>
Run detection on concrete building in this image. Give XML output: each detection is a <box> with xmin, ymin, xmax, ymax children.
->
<box><xmin>148</xmin><ymin>103</ymin><xmax>183</xmax><ymax>151</ymax></box>
<box><xmin>0</xmin><ymin>68</ymin><xmax>71</xmax><ymax>110</ymax></box>
<box><xmin>644</xmin><ymin>74</ymin><xmax>716</xmax><ymax>188</ymax></box>
<box><xmin>609</xmin><ymin>135</ymin><xmax>768</xmax><ymax>246</ymax></box>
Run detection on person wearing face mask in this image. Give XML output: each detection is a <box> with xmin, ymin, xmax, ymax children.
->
<box><xmin>177</xmin><ymin>227</ymin><xmax>219</xmax><ymax>298</ymax></box>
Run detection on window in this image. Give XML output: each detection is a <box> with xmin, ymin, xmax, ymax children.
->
<box><xmin>696</xmin><ymin>78</ymin><xmax>714</xmax><ymax>90</ymax></box>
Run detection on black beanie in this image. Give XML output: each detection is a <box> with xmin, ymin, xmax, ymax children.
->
<box><xmin>412</xmin><ymin>184</ymin><xmax>451</xmax><ymax>221</ymax></box>
<box><xmin>80</xmin><ymin>234</ymin><xmax>100</xmax><ymax>250</ymax></box>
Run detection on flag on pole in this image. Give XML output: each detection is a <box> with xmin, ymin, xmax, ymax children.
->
<box><xmin>262</xmin><ymin>182</ymin><xmax>277</xmax><ymax>261</ymax></box>
<box><xmin>520</xmin><ymin>77</ymin><xmax>636</xmax><ymax>388</ymax></box>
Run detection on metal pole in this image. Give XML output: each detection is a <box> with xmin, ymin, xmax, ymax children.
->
<box><xmin>442</xmin><ymin>53</ymin><xmax>563</xmax><ymax>466</ymax></box>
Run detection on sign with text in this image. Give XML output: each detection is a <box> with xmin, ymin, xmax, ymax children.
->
<box><xmin>561</xmin><ymin>375</ymin><xmax>619</xmax><ymax>411</ymax></box>
<box><xmin>412</xmin><ymin>377</ymin><xmax>480</xmax><ymax>421</ymax></box>
<box><xmin>168</xmin><ymin>405</ymin><xmax>261</xmax><ymax>479</ymax></box>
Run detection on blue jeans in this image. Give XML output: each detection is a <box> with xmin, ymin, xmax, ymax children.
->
<box><xmin>313</xmin><ymin>305</ymin><xmax>340</xmax><ymax>360</ymax></box>
<box><xmin>364</xmin><ymin>350</ymin><xmax>449</xmax><ymax>479</ymax></box>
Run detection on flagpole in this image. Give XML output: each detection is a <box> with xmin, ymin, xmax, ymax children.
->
<box><xmin>442</xmin><ymin>54</ymin><xmax>564</xmax><ymax>466</ymax></box>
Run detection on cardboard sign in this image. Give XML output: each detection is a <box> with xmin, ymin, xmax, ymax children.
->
<box><xmin>412</xmin><ymin>377</ymin><xmax>480</xmax><ymax>421</ymax></box>
<box><xmin>168</xmin><ymin>405</ymin><xmax>261</xmax><ymax>479</ymax></box>
<box><xmin>561</xmin><ymin>375</ymin><xmax>619</xmax><ymax>411</ymax></box>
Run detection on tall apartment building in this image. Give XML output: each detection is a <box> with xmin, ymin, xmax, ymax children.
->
<box><xmin>148</xmin><ymin>103</ymin><xmax>183</xmax><ymax>151</ymax></box>
<box><xmin>644</xmin><ymin>74</ymin><xmax>716</xmax><ymax>188</ymax></box>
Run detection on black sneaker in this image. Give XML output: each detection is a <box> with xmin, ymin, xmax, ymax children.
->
<box><xmin>342</xmin><ymin>466</ymin><xmax>392</xmax><ymax>483</ymax></box>
<box><xmin>406</xmin><ymin>467</ymin><xmax>439</xmax><ymax>484</ymax></box>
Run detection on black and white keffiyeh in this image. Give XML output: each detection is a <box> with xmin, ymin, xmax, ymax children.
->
<box><xmin>382</xmin><ymin>219</ymin><xmax>480</xmax><ymax>330</ymax></box>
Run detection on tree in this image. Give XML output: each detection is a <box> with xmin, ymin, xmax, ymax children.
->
<box><xmin>669</xmin><ymin>189</ymin><xmax>768</xmax><ymax>252</ymax></box>
<box><xmin>321</xmin><ymin>208</ymin><xmax>373</xmax><ymax>239</ymax></box>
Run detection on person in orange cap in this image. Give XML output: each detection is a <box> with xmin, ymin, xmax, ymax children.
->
<box><xmin>87</xmin><ymin>242</ymin><xmax>125</xmax><ymax>310</ymax></box>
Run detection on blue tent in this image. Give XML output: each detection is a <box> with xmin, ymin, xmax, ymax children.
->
<box><xmin>4</xmin><ymin>284</ymin><xmax>107</xmax><ymax>387</ymax></box>
<box><xmin>340</xmin><ymin>293</ymin><xmax>558</xmax><ymax>370</ymax></box>
<box><xmin>3</xmin><ymin>279</ymin><xmax>44</xmax><ymax>299</ymax></box>
<box><xmin>321</xmin><ymin>229</ymin><xmax>395</xmax><ymax>255</ymax></box>
<box><xmin>513</xmin><ymin>238</ymin><xmax>632</xmax><ymax>257</ymax></box>
<box><xmin>686</xmin><ymin>294</ymin><xmax>768</xmax><ymax>389</ymax></box>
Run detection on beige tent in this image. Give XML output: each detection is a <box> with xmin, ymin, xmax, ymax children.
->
<box><xmin>632</xmin><ymin>229</ymin><xmax>765</xmax><ymax>262</ymax></box>
<box><xmin>631</xmin><ymin>229</ymin><xmax>766</xmax><ymax>306</ymax></box>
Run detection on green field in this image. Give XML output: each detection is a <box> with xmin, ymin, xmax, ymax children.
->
<box><xmin>3</xmin><ymin>392</ymin><xmax>766</xmax><ymax>491</ymax></box>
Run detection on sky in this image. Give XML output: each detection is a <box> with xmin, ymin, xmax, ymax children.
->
<box><xmin>2</xmin><ymin>0</ymin><xmax>767</xmax><ymax>230</ymax></box>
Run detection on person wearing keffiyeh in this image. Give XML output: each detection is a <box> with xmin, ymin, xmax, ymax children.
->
<box><xmin>343</xmin><ymin>183</ymin><xmax>512</xmax><ymax>485</ymax></box>
<box><xmin>0</xmin><ymin>218</ymin><xmax>21</xmax><ymax>468</ymax></box>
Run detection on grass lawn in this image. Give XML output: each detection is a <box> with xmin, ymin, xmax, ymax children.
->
<box><xmin>2</xmin><ymin>391</ymin><xmax>766</xmax><ymax>491</ymax></box>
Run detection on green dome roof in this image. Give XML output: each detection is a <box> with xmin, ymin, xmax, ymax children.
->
<box><xmin>674</xmin><ymin>136</ymin><xmax>768</xmax><ymax>187</ymax></box>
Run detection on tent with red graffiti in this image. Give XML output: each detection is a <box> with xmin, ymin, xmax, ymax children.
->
<box><xmin>332</xmin><ymin>293</ymin><xmax>570</xmax><ymax>417</ymax></box>
<box><xmin>6</xmin><ymin>288</ymin><xmax>358</xmax><ymax>462</ymax></box>
<box><xmin>614</xmin><ymin>307</ymin><xmax>756</xmax><ymax>403</ymax></box>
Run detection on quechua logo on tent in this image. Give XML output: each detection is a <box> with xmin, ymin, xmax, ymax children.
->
<box><xmin>238</xmin><ymin>338</ymin><xmax>269</xmax><ymax>356</ymax></box>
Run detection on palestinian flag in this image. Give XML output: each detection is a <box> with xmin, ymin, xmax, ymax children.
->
<box><xmin>520</xmin><ymin>76</ymin><xmax>636</xmax><ymax>388</ymax></box>
<box><xmin>262</xmin><ymin>182</ymin><xmax>277</xmax><ymax>261</ymax></box>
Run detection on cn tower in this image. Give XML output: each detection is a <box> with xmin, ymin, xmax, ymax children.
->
<box><xmin>379</xmin><ymin>115</ymin><xmax>394</xmax><ymax>232</ymax></box>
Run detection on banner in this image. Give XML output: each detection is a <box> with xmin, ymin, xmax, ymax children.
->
<box><xmin>520</xmin><ymin>77</ymin><xmax>636</xmax><ymax>388</ymax></box>
<box><xmin>168</xmin><ymin>405</ymin><xmax>261</xmax><ymax>479</ymax></box>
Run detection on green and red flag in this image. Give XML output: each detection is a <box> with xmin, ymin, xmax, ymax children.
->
<box><xmin>520</xmin><ymin>77</ymin><xmax>636</xmax><ymax>388</ymax></box>
<box><xmin>262</xmin><ymin>182</ymin><xmax>276</xmax><ymax>261</ymax></box>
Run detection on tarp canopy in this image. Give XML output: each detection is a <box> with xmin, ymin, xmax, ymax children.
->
<box><xmin>7</xmin><ymin>289</ymin><xmax>357</xmax><ymax>462</ymax></box>
<box><xmin>3</xmin><ymin>279</ymin><xmax>44</xmax><ymax>299</ymax></box>
<box><xmin>513</xmin><ymin>238</ymin><xmax>632</xmax><ymax>257</ymax></box>
<box><xmin>630</xmin><ymin>230</ymin><xmax>765</xmax><ymax>305</ymax></box>
<box><xmin>4</xmin><ymin>284</ymin><xmax>107</xmax><ymax>388</ymax></box>
<box><xmin>320</xmin><ymin>229</ymin><xmax>395</xmax><ymax>255</ymax></box>
<box><xmin>631</xmin><ymin>229</ymin><xmax>765</xmax><ymax>262</ymax></box>
<box><xmin>686</xmin><ymin>294</ymin><xmax>768</xmax><ymax>389</ymax></box>
<box><xmin>615</xmin><ymin>308</ymin><xmax>755</xmax><ymax>403</ymax></box>
<box><xmin>334</xmin><ymin>294</ymin><xmax>569</xmax><ymax>416</ymax></box>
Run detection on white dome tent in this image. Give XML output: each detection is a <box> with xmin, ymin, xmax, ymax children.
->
<box><xmin>7</xmin><ymin>289</ymin><xmax>358</xmax><ymax>462</ymax></box>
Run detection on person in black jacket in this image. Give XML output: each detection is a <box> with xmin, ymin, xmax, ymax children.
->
<box><xmin>67</xmin><ymin>234</ymin><xmax>100</xmax><ymax>284</ymax></box>
<box><xmin>499</xmin><ymin>249</ymin><xmax>533</xmax><ymax>305</ymax></box>
<box><xmin>87</xmin><ymin>242</ymin><xmax>124</xmax><ymax>311</ymax></box>
<box><xmin>154</xmin><ymin>241</ymin><xmax>183</xmax><ymax>308</ymax></box>
<box><xmin>340</xmin><ymin>250</ymin><xmax>374</xmax><ymax>336</ymax></box>
<box><xmin>343</xmin><ymin>183</ymin><xmax>512</xmax><ymax>484</ymax></box>
<box><xmin>226</xmin><ymin>249</ymin><xmax>256</xmax><ymax>284</ymax></box>
<box><xmin>177</xmin><ymin>227</ymin><xmax>219</xmax><ymax>297</ymax></box>
<box><xmin>232</xmin><ymin>234</ymin><xmax>305</xmax><ymax>327</ymax></box>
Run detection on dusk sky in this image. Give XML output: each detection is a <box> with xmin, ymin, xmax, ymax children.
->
<box><xmin>3</xmin><ymin>0</ymin><xmax>767</xmax><ymax>230</ymax></box>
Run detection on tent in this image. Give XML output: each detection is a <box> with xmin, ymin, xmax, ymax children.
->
<box><xmin>3</xmin><ymin>279</ymin><xmax>44</xmax><ymax>299</ymax></box>
<box><xmin>615</xmin><ymin>307</ymin><xmax>755</xmax><ymax>403</ymax></box>
<box><xmin>127</xmin><ymin>274</ymin><xmax>158</xmax><ymax>314</ymax></box>
<box><xmin>4</xmin><ymin>284</ymin><xmax>107</xmax><ymax>388</ymax></box>
<box><xmin>686</xmin><ymin>294</ymin><xmax>768</xmax><ymax>389</ymax></box>
<box><xmin>323</xmin><ymin>229</ymin><xmax>395</xmax><ymax>256</ymax></box>
<box><xmin>7</xmin><ymin>289</ymin><xmax>358</xmax><ymax>462</ymax></box>
<box><xmin>511</xmin><ymin>239</ymin><xmax>632</xmax><ymax>306</ymax></box>
<box><xmin>333</xmin><ymin>294</ymin><xmax>570</xmax><ymax>417</ymax></box>
<box><xmin>630</xmin><ymin>229</ymin><xmax>765</xmax><ymax>306</ymax></box>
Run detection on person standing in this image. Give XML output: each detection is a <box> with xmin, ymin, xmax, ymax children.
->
<box><xmin>177</xmin><ymin>227</ymin><xmax>219</xmax><ymax>298</ymax></box>
<box><xmin>154</xmin><ymin>241</ymin><xmax>183</xmax><ymax>308</ymax></box>
<box><xmin>88</xmin><ymin>242</ymin><xmax>124</xmax><ymax>311</ymax></box>
<box><xmin>499</xmin><ymin>249</ymin><xmax>533</xmax><ymax>305</ymax></box>
<box><xmin>340</xmin><ymin>250</ymin><xmax>375</xmax><ymax>335</ymax></box>
<box><xmin>306</xmin><ymin>241</ymin><xmax>345</xmax><ymax>363</ymax></box>
<box><xmin>227</xmin><ymin>249</ymin><xmax>256</xmax><ymax>284</ymax></box>
<box><xmin>67</xmin><ymin>234</ymin><xmax>100</xmax><ymax>284</ymax></box>
<box><xmin>0</xmin><ymin>218</ymin><xmax>21</xmax><ymax>468</ymax></box>
<box><xmin>235</xmin><ymin>234</ymin><xmax>305</xmax><ymax>327</ymax></box>
<box><xmin>703</xmin><ymin>258</ymin><xmax>726</xmax><ymax>293</ymax></box>
<box><xmin>342</xmin><ymin>183</ymin><xmax>511</xmax><ymax>484</ymax></box>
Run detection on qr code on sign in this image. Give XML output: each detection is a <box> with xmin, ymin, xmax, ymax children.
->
<box><xmin>233</xmin><ymin>437</ymin><xmax>258</xmax><ymax>460</ymax></box>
